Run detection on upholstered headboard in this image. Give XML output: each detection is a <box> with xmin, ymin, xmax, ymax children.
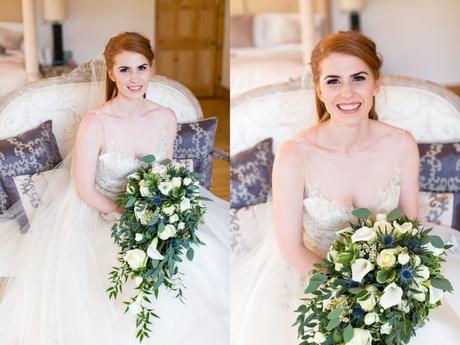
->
<box><xmin>230</xmin><ymin>75</ymin><xmax>460</xmax><ymax>156</ymax></box>
<box><xmin>0</xmin><ymin>68</ymin><xmax>203</xmax><ymax>157</ymax></box>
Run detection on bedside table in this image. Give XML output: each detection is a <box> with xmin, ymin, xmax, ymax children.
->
<box><xmin>40</xmin><ymin>65</ymin><xmax>77</xmax><ymax>78</ymax></box>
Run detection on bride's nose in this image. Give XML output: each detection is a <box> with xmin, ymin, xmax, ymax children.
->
<box><xmin>340</xmin><ymin>82</ymin><xmax>353</xmax><ymax>99</ymax></box>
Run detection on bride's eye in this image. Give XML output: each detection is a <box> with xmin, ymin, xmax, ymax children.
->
<box><xmin>326</xmin><ymin>78</ymin><xmax>340</xmax><ymax>85</ymax></box>
<box><xmin>120</xmin><ymin>68</ymin><xmax>129</xmax><ymax>73</ymax></box>
<box><xmin>352</xmin><ymin>75</ymin><xmax>366</xmax><ymax>82</ymax></box>
<box><xmin>139</xmin><ymin>65</ymin><xmax>147</xmax><ymax>71</ymax></box>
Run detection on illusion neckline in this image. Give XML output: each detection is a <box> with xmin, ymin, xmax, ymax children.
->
<box><xmin>304</xmin><ymin>166</ymin><xmax>402</xmax><ymax>213</ymax></box>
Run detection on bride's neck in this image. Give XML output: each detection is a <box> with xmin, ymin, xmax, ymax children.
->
<box><xmin>110</xmin><ymin>96</ymin><xmax>144</xmax><ymax>120</ymax></box>
<box><xmin>321</xmin><ymin>119</ymin><xmax>370</xmax><ymax>153</ymax></box>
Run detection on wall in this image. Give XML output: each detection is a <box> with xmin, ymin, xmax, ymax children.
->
<box><xmin>221</xmin><ymin>0</ymin><xmax>229</xmax><ymax>89</ymax></box>
<box><xmin>0</xmin><ymin>0</ymin><xmax>22</xmax><ymax>22</ymax></box>
<box><xmin>230</xmin><ymin>0</ymin><xmax>298</xmax><ymax>15</ymax></box>
<box><xmin>331</xmin><ymin>0</ymin><xmax>460</xmax><ymax>85</ymax></box>
<box><xmin>35</xmin><ymin>0</ymin><xmax>154</xmax><ymax>65</ymax></box>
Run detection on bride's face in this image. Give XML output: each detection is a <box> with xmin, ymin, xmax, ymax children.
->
<box><xmin>316</xmin><ymin>52</ymin><xmax>379</xmax><ymax>123</ymax></box>
<box><xmin>108</xmin><ymin>50</ymin><xmax>153</xmax><ymax>100</ymax></box>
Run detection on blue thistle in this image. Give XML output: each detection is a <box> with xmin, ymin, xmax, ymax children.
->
<box><xmin>186</xmin><ymin>188</ymin><xmax>195</xmax><ymax>197</ymax></box>
<box><xmin>406</xmin><ymin>238</ymin><xmax>420</xmax><ymax>252</ymax></box>
<box><xmin>399</xmin><ymin>267</ymin><xmax>414</xmax><ymax>284</ymax></box>
<box><xmin>383</xmin><ymin>234</ymin><xmax>395</xmax><ymax>246</ymax></box>
<box><xmin>348</xmin><ymin>280</ymin><xmax>360</xmax><ymax>288</ymax></box>
<box><xmin>152</xmin><ymin>195</ymin><xmax>163</xmax><ymax>206</ymax></box>
<box><xmin>350</xmin><ymin>305</ymin><xmax>364</xmax><ymax>326</ymax></box>
<box><xmin>171</xmin><ymin>239</ymin><xmax>179</xmax><ymax>248</ymax></box>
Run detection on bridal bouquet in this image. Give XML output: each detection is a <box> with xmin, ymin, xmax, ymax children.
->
<box><xmin>107</xmin><ymin>155</ymin><xmax>208</xmax><ymax>342</ymax></box>
<box><xmin>295</xmin><ymin>207</ymin><xmax>453</xmax><ymax>345</ymax></box>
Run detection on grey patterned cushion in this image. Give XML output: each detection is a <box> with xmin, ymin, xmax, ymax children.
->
<box><xmin>0</xmin><ymin>120</ymin><xmax>62</xmax><ymax>213</ymax></box>
<box><xmin>419</xmin><ymin>191</ymin><xmax>460</xmax><ymax>231</ymax></box>
<box><xmin>173</xmin><ymin>118</ymin><xmax>217</xmax><ymax>190</ymax></box>
<box><xmin>230</xmin><ymin>138</ymin><xmax>274</xmax><ymax>209</ymax></box>
<box><xmin>418</xmin><ymin>142</ymin><xmax>460</xmax><ymax>192</ymax></box>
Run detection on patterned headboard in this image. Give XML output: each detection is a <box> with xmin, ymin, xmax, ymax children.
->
<box><xmin>0</xmin><ymin>66</ymin><xmax>203</xmax><ymax>157</ymax></box>
<box><xmin>231</xmin><ymin>75</ymin><xmax>460</xmax><ymax>156</ymax></box>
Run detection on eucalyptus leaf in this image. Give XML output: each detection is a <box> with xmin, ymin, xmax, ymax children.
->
<box><xmin>430</xmin><ymin>236</ymin><xmax>445</xmax><ymax>249</ymax></box>
<box><xmin>326</xmin><ymin>317</ymin><xmax>341</xmax><ymax>331</ymax></box>
<box><xmin>186</xmin><ymin>247</ymin><xmax>194</xmax><ymax>261</ymax></box>
<box><xmin>387</xmin><ymin>207</ymin><xmax>403</xmax><ymax>221</ymax></box>
<box><xmin>343</xmin><ymin>324</ymin><xmax>354</xmax><ymax>343</ymax></box>
<box><xmin>304</xmin><ymin>281</ymin><xmax>321</xmax><ymax>294</ymax></box>
<box><xmin>431</xmin><ymin>277</ymin><xmax>453</xmax><ymax>292</ymax></box>
<box><xmin>125</xmin><ymin>197</ymin><xmax>136</xmax><ymax>208</ymax></box>
<box><xmin>351</xmin><ymin>208</ymin><xmax>372</xmax><ymax>219</ymax></box>
<box><xmin>143</xmin><ymin>154</ymin><xmax>156</xmax><ymax>164</ymax></box>
<box><xmin>327</xmin><ymin>307</ymin><xmax>344</xmax><ymax>320</ymax></box>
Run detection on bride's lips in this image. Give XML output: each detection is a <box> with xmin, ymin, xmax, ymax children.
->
<box><xmin>336</xmin><ymin>102</ymin><xmax>362</xmax><ymax>114</ymax></box>
<box><xmin>127</xmin><ymin>85</ymin><xmax>144</xmax><ymax>93</ymax></box>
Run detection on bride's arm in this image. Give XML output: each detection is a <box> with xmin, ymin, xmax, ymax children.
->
<box><xmin>163</xmin><ymin>108</ymin><xmax>177</xmax><ymax>160</ymax></box>
<box><xmin>399</xmin><ymin>131</ymin><xmax>419</xmax><ymax>218</ymax></box>
<box><xmin>73</xmin><ymin>113</ymin><xmax>119</xmax><ymax>214</ymax></box>
<box><xmin>272</xmin><ymin>140</ymin><xmax>321</xmax><ymax>274</ymax></box>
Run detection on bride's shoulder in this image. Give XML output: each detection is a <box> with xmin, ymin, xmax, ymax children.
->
<box><xmin>144</xmin><ymin>100</ymin><xmax>177</xmax><ymax>122</ymax></box>
<box><xmin>370</xmin><ymin>121</ymin><xmax>416</xmax><ymax>149</ymax></box>
<box><xmin>277</xmin><ymin>127</ymin><xmax>317</xmax><ymax>159</ymax></box>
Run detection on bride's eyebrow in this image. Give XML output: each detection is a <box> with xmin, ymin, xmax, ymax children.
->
<box><xmin>323</xmin><ymin>71</ymin><xmax>368</xmax><ymax>80</ymax></box>
<box><xmin>350</xmin><ymin>71</ymin><xmax>368</xmax><ymax>77</ymax></box>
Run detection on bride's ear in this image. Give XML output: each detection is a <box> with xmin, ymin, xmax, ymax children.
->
<box><xmin>373</xmin><ymin>79</ymin><xmax>381</xmax><ymax>96</ymax></box>
<box><xmin>107</xmin><ymin>69</ymin><xmax>115</xmax><ymax>82</ymax></box>
<box><xmin>315</xmin><ymin>85</ymin><xmax>323</xmax><ymax>101</ymax></box>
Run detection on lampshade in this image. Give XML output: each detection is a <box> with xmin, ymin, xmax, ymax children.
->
<box><xmin>339</xmin><ymin>0</ymin><xmax>367</xmax><ymax>12</ymax></box>
<box><xmin>42</xmin><ymin>0</ymin><xmax>67</xmax><ymax>21</ymax></box>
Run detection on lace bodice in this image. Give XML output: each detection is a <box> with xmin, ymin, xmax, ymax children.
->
<box><xmin>95</xmin><ymin>137</ymin><xmax>167</xmax><ymax>200</ymax></box>
<box><xmin>302</xmin><ymin>167</ymin><xmax>401</xmax><ymax>257</ymax></box>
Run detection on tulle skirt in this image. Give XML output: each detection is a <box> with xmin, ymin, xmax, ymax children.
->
<box><xmin>0</xmin><ymin>173</ymin><xmax>229</xmax><ymax>345</ymax></box>
<box><xmin>231</xmin><ymin>201</ymin><xmax>460</xmax><ymax>345</ymax></box>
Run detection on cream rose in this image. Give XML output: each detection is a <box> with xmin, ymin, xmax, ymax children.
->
<box><xmin>351</xmin><ymin>259</ymin><xmax>375</xmax><ymax>283</ymax></box>
<box><xmin>374</xmin><ymin>219</ymin><xmax>393</xmax><ymax>233</ymax></box>
<box><xmin>351</xmin><ymin>226</ymin><xmax>377</xmax><ymax>243</ymax></box>
<box><xmin>136</xmin><ymin>209</ymin><xmax>153</xmax><ymax>226</ymax></box>
<box><xmin>178</xmin><ymin>222</ymin><xmax>185</xmax><ymax>230</ymax></box>
<box><xmin>397</xmin><ymin>252</ymin><xmax>410</xmax><ymax>265</ymax></box>
<box><xmin>358</xmin><ymin>293</ymin><xmax>376</xmax><ymax>312</ymax></box>
<box><xmin>327</xmin><ymin>249</ymin><xmax>339</xmax><ymax>261</ymax></box>
<box><xmin>183</xmin><ymin>177</ymin><xmax>192</xmax><ymax>186</ymax></box>
<box><xmin>139</xmin><ymin>179</ymin><xmax>152</xmax><ymax>197</ymax></box>
<box><xmin>345</xmin><ymin>328</ymin><xmax>372</xmax><ymax>345</ymax></box>
<box><xmin>409</xmin><ymin>284</ymin><xmax>427</xmax><ymax>302</ymax></box>
<box><xmin>159</xmin><ymin>224</ymin><xmax>177</xmax><ymax>240</ymax></box>
<box><xmin>169</xmin><ymin>214</ymin><xmax>179</xmax><ymax>223</ymax></box>
<box><xmin>127</xmin><ymin>172</ymin><xmax>141</xmax><ymax>181</ymax></box>
<box><xmin>158</xmin><ymin>181</ymin><xmax>173</xmax><ymax>195</ymax></box>
<box><xmin>313</xmin><ymin>332</ymin><xmax>326</xmax><ymax>344</ymax></box>
<box><xmin>393</xmin><ymin>221</ymin><xmax>413</xmax><ymax>234</ymax></box>
<box><xmin>380</xmin><ymin>322</ymin><xmax>392</xmax><ymax>335</ymax></box>
<box><xmin>171</xmin><ymin>177</ymin><xmax>182</xmax><ymax>188</ymax></box>
<box><xmin>162</xmin><ymin>205</ymin><xmax>175</xmax><ymax>216</ymax></box>
<box><xmin>413</xmin><ymin>255</ymin><xmax>421</xmax><ymax>267</ymax></box>
<box><xmin>135</xmin><ymin>233</ymin><xmax>144</xmax><ymax>242</ymax></box>
<box><xmin>376</xmin><ymin>249</ymin><xmax>396</xmax><ymax>269</ymax></box>
<box><xmin>379</xmin><ymin>283</ymin><xmax>403</xmax><ymax>309</ymax></box>
<box><xmin>417</xmin><ymin>265</ymin><xmax>430</xmax><ymax>280</ymax></box>
<box><xmin>151</xmin><ymin>163</ymin><xmax>167</xmax><ymax>175</ymax></box>
<box><xmin>364</xmin><ymin>312</ymin><xmax>378</xmax><ymax>325</ymax></box>
<box><xmin>123</xmin><ymin>249</ymin><xmax>146</xmax><ymax>270</ymax></box>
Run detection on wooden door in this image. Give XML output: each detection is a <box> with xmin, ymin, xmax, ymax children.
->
<box><xmin>155</xmin><ymin>0</ymin><xmax>224</xmax><ymax>97</ymax></box>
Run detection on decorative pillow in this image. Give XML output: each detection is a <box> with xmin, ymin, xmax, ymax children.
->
<box><xmin>173</xmin><ymin>117</ymin><xmax>217</xmax><ymax>190</ymax></box>
<box><xmin>2</xmin><ymin>169</ymin><xmax>57</xmax><ymax>230</ymax></box>
<box><xmin>0</xmin><ymin>27</ymin><xmax>22</xmax><ymax>50</ymax></box>
<box><xmin>0</xmin><ymin>120</ymin><xmax>62</xmax><ymax>213</ymax></box>
<box><xmin>419</xmin><ymin>191</ymin><xmax>460</xmax><ymax>231</ymax></box>
<box><xmin>230</xmin><ymin>15</ymin><xmax>254</xmax><ymax>48</ymax></box>
<box><xmin>230</xmin><ymin>138</ymin><xmax>274</xmax><ymax>209</ymax></box>
<box><xmin>418</xmin><ymin>142</ymin><xmax>460</xmax><ymax>192</ymax></box>
<box><xmin>253</xmin><ymin>12</ymin><xmax>301</xmax><ymax>48</ymax></box>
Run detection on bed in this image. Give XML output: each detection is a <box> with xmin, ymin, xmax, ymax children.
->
<box><xmin>0</xmin><ymin>22</ymin><xmax>27</xmax><ymax>100</ymax></box>
<box><xmin>230</xmin><ymin>13</ymin><xmax>306</xmax><ymax>98</ymax></box>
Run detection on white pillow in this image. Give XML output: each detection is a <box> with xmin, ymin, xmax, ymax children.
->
<box><xmin>253</xmin><ymin>12</ymin><xmax>301</xmax><ymax>48</ymax></box>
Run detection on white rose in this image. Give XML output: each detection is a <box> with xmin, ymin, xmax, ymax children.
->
<box><xmin>180</xmin><ymin>197</ymin><xmax>191</xmax><ymax>211</ymax></box>
<box><xmin>136</xmin><ymin>209</ymin><xmax>153</xmax><ymax>226</ymax></box>
<box><xmin>409</xmin><ymin>285</ymin><xmax>427</xmax><ymax>302</ymax></box>
<box><xmin>398</xmin><ymin>253</ymin><xmax>410</xmax><ymax>265</ymax></box>
<box><xmin>183</xmin><ymin>177</ymin><xmax>192</xmax><ymax>186</ymax></box>
<box><xmin>393</xmin><ymin>221</ymin><xmax>413</xmax><ymax>234</ymax></box>
<box><xmin>364</xmin><ymin>312</ymin><xmax>378</xmax><ymax>325</ymax></box>
<box><xmin>345</xmin><ymin>328</ymin><xmax>372</xmax><ymax>345</ymax></box>
<box><xmin>351</xmin><ymin>226</ymin><xmax>377</xmax><ymax>243</ymax></box>
<box><xmin>328</xmin><ymin>249</ymin><xmax>339</xmax><ymax>261</ymax></box>
<box><xmin>158</xmin><ymin>181</ymin><xmax>173</xmax><ymax>195</ymax></box>
<box><xmin>151</xmin><ymin>163</ymin><xmax>167</xmax><ymax>175</ymax></box>
<box><xmin>335</xmin><ymin>262</ymin><xmax>344</xmax><ymax>271</ymax></box>
<box><xmin>159</xmin><ymin>224</ymin><xmax>177</xmax><ymax>240</ymax></box>
<box><xmin>313</xmin><ymin>332</ymin><xmax>326</xmax><ymax>344</ymax></box>
<box><xmin>398</xmin><ymin>299</ymin><xmax>410</xmax><ymax>313</ymax></box>
<box><xmin>178</xmin><ymin>222</ymin><xmax>185</xmax><ymax>230</ymax></box>
<box><xmin>429</xmin><ymin>286</ymin><xmax>444</xmax><ymax>305</ymax></box>
<box><xmin>146</xmin><ymin>237</ymin><xmax>164</xmax><ymax>260</ymax></box>
<box><xmin>379</xmin><ymin>282</ymin><xmax>403</xmax><ymax>309</ymax></box>
<box><xmin>374</xmin><ymin>220</ymin><xmax>393</xmax><ymax>233</ymax></box>
<box><xmin>169</xmin><ymin>214</ymin><xmax>179</xmax><ymax>223</ymax></box>
<box><xmin>162</xmin><ymin>205</ymin><xmax>175</xmax><ymax>216</ymax></box>
<box><xmin>380</xmin><ymin>322</ymin><xmax>393</xmax><ymax>335</ymax></box>
<box><xmin>127</xmin><ymin>172</ymin><xmax>141</xmax><ymax>181</ymax></box>
<box><xmin>139</xmin><ymin>179</ymin><xmax>153</xmax><ymax>197</ymax></box>
<box><xmin>376</xmin><ymin>249</ymin><xmax>396</xmax><ymax>269</ymax></box>
<box><xmin>423</xmin><ymin>242</ymin><xmax>444</xmax><ymax>256</ymax></box>
<box><xmin>417</xmin><ymin>265</ymin><xmax>430</xmax><ymax>280</ymax></box>
<box><xmin>351</xmin><ymin>259</ymin><xmax>374</xmax><ymax>283</ymax></box>
<box><xmin>135</xmin><ymin>233</ymin><xmax>144</xmax><ymax>242</ymax></box>
<box><xmin>358</xmin><ymin>294</ymin><xmax>376</xmax><ymax>311</ymax></box>
<box><xmin>126</xmin><ymin>184</ymin><xmax>136</xmax><ymax>194</ymax></box>
<box><xmin>413</xmin><ymin>255</ymin><xmax>421</xmax><ymax>267</ymax></box>
<box><xmin>123</xmin><ymin>249</ymin><xmax>146</xmax><ymax>270</ymax></box>
<box><xmin>171</xmin><ymin>177</ymin><xmax>182</xmax><ymax>188</ymax></box>
<box><xmin>129</xmin><ymin>302</ymin><xmax>142</xmax><ymax>315</ymax></box>
<box><xmin>134</xmin><ymin>276</ymin><xmax>143</xmax><ymax>287</ymax></box>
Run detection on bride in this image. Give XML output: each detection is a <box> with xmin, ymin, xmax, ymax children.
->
<box><xmin>231</xmin><ymin>31</ymin><xmax>460</xmax><ymax>345</ymax></box>
<box><xmin>0</xmin><ymin>32</ymin><xmax>229</xmax><ymax>344</ymax></box>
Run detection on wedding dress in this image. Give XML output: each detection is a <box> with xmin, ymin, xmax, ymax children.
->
<box><xmin>0</xmin><ymin>132</ymin><xmax>229</xmax><ymax>344</ymax></box>
<box><xmin>231</xmin><ymin>165</ymin><xmax>460</xmax><ymax>345</ymax></box>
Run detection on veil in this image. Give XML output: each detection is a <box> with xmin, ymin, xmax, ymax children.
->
<box><xmin>0</xmin><ymin>54</ymin><xmax>109</xmax><ymax>276</ymax></box>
